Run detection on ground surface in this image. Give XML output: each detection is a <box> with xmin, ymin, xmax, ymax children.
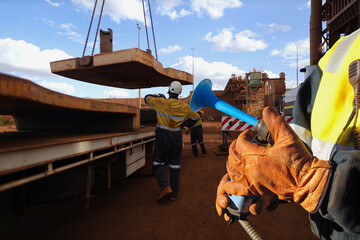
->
<box><xmin>1</xmin><ymin>123</ymin><xmax>318</xmax><ymax>240</ymax></box>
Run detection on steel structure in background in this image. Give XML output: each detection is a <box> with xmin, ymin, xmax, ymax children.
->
<box><xmin>310</xmin><ymin>0</ymin><xmax>323</xmax><ymax>65</ymax></box>
<box><xmin>311</xmin><ymin>0</ymin><xmax>360</xmax><ymax>65</ymax></box>
<box><xmin>322</xmin><ymin>0</ymin><xmax>359</xmax><ymax>49</ymax></box>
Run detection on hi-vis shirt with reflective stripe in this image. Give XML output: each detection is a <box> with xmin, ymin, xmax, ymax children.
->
<box><xmin>147</xmin><ymin>97</ymin><xmax>199</xmax><ymax>132</ymax></box>
<box><xmin>291</xmin><ymin>28</ymin><xmax>360</xmax><ymax>161</ymax></box>
<box><xmin>193</xmin><ymin>110</ymin><xmax>204</xmax><ymax>127</ymax></box>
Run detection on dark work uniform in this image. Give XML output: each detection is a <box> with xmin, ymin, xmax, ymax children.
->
<box><xmin>145</xmin><ymin>95</ymin><xmax>199</xmax><ymax>196</ymax></box>
<box><xmin>190</xmin><ymin>111</ymin><xmax>207</xmax><ymax>157</ymax></box>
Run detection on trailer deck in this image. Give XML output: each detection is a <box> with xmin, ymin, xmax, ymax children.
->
<box><xmin>0</xmin><ymin>128</ymin><xmax>155</xmax><ymax>192</ymax></box>
<box><xmin>0</xmin><ymin>73</ymin><xmax>140</xmax><ymax>132</ymax></box>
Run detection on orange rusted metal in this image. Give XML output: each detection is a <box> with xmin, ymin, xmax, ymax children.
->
<box><xmin>0</xmin><ymin>73</ymin><xmax>140</xmax><ymax>131</ymax></box>
<box><xmin>50</xmin><ymin>48</ymin><xmax>193</xmax><ymax>89</ymax></box>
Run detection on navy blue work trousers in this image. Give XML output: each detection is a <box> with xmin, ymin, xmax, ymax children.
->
<box><xmin>152</xmin><ymin>127</ymin><xmax>182</xmax><ymax>196</ymax></box>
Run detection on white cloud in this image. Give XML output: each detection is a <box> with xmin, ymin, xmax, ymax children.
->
<box><xmin>289</xmin><ymin>58</ymin><xmax>310</xmax><ymax>69</ymax></box>
<box><xmin>41</xmin><ymin>20</ymin><xmax>88</xmax><ymax>46</ymax></box>
<box><xmin>297</xmin><ymin>0</ymin><xmax>311</xmax><ymax>10</ymax></box>
<box><xmin>40</xmin><ymin>19</ymin><xmax>85</xmax><ymax>45</ymax></box>
<box><xmin>157</xmin><ymin>0</ymin><xmax>183</xmax><ymax>9</ymax></box>
<box><xmin>41</xmin><ymin>18</ymin><xmax>55</xmax><ymax>27</ymax></box>
<box><xmin>58</xmin><ymin>23</ymin><xmax>84</xmax><ymax>44</ymax></box>
<box><xmin>263</xmin><ymin>70</ymin><xmax>280</xmax><ymax>79</ymax></box>
<box><xmin>171</xmin><ymin>55</ymin><xmax>245</xmax><ymax>89</ymax></box>
<box><xmin>203</xmin><ymin>28</ymin><xmax>267</xmax><ymax>52</ymax></box>
<box><xmin>256</xmin><ymin>23</ymin><xmax>291</xmax><ymax>34</ymax></box>
<box><xmin>263</xmin><ymin>70</ymin><xmax>299</xmax><ymax>89</ymax></box>
<box><xmin>44</xmin><ymin>0</ymin><xmax>62</xmax><ymax>7</ymax></box>
<box><xmin>71</xmin><ymin>0</ymin><xmax>144</xmax><ymax>24</ymax></box>
<box><xmin>39</xmin><ymin>80</ymin><xmax>76</xmax><ymax>95</ymax></box>
<box><xmin>156</xmin><ymin>0</ymin><xmax>243</xmax><ymax>20</ymax></box>
<box><xmin>159</xmin><ymin>45</ymin><xmax>182</xmax><ymax>54</ymax></box>
<box><xmin>285</xmin><ymin>79</ymin><xmax>298</xmax><ymax>89</ymax></box>
<box><xmin>270</xmin><ymin>38</ymin><xmax>309</xmax><ymax>59</ymax></box>
<box><xmin>191</xmin><ymin>0</ymin><xmax>243</xmax><ymax>19</ymax></box>
<box><xmin>268</xmin><ymin>23</ymin><xmax>291</xmax><ymax>33</ymax></box>
<box><xmin>156</xmin><ymin>0</ymin><xmax>192</xmax><ymax>20</ymax></box>
<box><xmin>104</xmin><ymin>89</ymin><xmax>130</xmax><ymax>98</ymax></box>
<box><xmin>270</xmin><ymin>49</ymin><xmax>281</xmax><ymax>56</ymax></box>
<box><xmin>179</xmin><ymin>8</ymin><xmax>192</xmax><ymax>17</ymax></box>
<box><xmin>164</xmin><ymin>8</ymin><xmax>192</xmax><ymax>20</ymax></box>
<box><xmin>0</xmin><ymin>38</ymin><xmax>73</xmax><ymax>76</ymax></box>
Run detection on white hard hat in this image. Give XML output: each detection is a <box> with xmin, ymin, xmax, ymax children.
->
<box><xmin>169</xmin><ymin>81</ymin><xmax>182</xmax><ymax>95</ymax></box>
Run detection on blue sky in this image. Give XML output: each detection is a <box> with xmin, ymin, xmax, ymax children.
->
<box><xmin>0</xmin><ymin>0</ymin><xmax>311</xmax><ymax>99</ymax></box>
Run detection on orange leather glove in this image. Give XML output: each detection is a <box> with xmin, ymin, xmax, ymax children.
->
<box><xmin>216</xmin><ymin>173</ymin><xmax>279</xmax><ymax>218</ymax></box>
<box><xmin>216</xmin><ymin>174</ymin><xmax>232</xmax><ymax>221</ymax></box>
<box><xmin>216</xmin><ymin>107</ymin><xmax>332</xmax><ymax>217</ymax></box>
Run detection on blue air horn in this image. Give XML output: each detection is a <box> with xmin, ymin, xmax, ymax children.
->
<box><xmin>190</xmin><ymin>79</ymin><xmax>272</xmax><ymax>143</ymax></box>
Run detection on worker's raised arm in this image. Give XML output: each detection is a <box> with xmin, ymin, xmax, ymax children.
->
<box><xmin>144</xmin><ymin>94</ymin><xmax>166</xmax><ymax>111</ymax></box>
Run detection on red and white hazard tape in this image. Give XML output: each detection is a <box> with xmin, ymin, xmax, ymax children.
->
<box><xmin>221</xmin><ymin>116</ymin><xmax>293</xmax><ymax>131</ymax></box>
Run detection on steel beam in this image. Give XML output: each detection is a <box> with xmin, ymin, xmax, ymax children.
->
<box><xmin>50</xmin><ymin>48</ymin><xmax>193</xmax><ymax>89</ymax></box>
<box><xmin>0</xmin><ymin>73</ymin><xmax>140</xmax><ymax>131</ymax></box>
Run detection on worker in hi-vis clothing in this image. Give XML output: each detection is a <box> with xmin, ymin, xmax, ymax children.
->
<box><xmin>145</xmin><ymin>81</ymin><xmax>199</xmax><ymax>202</ymax></box>
<box><xmin>190</xmin><ymin>110</ymin><xmax>207</xmax><ymax>157</ymax></box>
<box><xmin>216</xmin><ymin>28</ymin><xmax>360</xmax><ymax>239</ymax></box>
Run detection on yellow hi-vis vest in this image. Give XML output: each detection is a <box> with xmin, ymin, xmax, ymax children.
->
<box><xmin>193</xmin><ymin>110</ymin><xmax>204</xmax><ymax>127</ymax></box>
<box><xmin>310</xmin><ymin>28</ymin><xmax>360</xmax><ymax>160</ymax></box>
<box><xmin>147</xmin><ymin>97</ymin><xmax>199</xmax><ymax>132</ymax></box>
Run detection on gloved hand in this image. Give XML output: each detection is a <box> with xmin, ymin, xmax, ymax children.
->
<box><xmin>157</xmin><ymin>93</ymin><xmax>166</xmax><ymax>99</ymax></box>
<box><xmin>144</xmin><ymin>94</ymin><xmax>166</xmax><ymax>105</ymax></box>
<box><xmin>217</xmin><ymin>107</ymin><xmax>331</xmax><ymax>216</ymax></box>
<box><xmin>216</xmin><ymin>173</ymin><xmax>278</xmax><ymax>218</ymax></box>
<box><xmin>180</xmin><ymin>126</ymin><xmax>189</xmax><ymax>134</ymax></box>
<box><xmin>216</xmin><ymin>174</ymin><xmax>232</xmax><ymax>221</ymax></box>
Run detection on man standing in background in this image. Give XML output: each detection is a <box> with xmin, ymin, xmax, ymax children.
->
<box><xmin>190</xmin><ymin>110</ymin><xmax>207</xmax><ymax>157</ymax></box>
<box><xmin>145</xmin><ymin>81</ymin><xmax>199</xmax><ymax>202</ymax></box>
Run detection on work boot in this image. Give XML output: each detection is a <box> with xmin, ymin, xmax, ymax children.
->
<box><xmin>168</xmin><ymin>193</ymin><xmax>176</xmax><ymax>202</ymax></box>
<box><xmin>200</xmin><ymin>143</ymin><xmax>207</xmax><ymax>155</ymax></box>
<box><xmin>192</xmin><ymin>145</ymin><xmax>199</xmax><ymax>157</ymax></box>
<box><xmin>157</xmin><ymin>186</ymin><xmax>173</xmax><ymax>201</ymax></box>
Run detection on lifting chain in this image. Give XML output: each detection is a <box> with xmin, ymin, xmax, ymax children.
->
<box><xmin>82</xmin><ymin>0</ymin><xmax>106</xmax><ymax>57</ymax></box>
<box><xmin>141</xmin><ymin>0</ymin><xmax>158</xmax><ymax>60</ymax></box>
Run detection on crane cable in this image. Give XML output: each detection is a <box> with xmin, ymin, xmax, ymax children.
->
<box><xmin>147</xmin><ymin>0</ymin><xmax>158</xmax><ymax>60</ymax></box>
<box><xmin>92</xmin><ymin>0</ymin><xmax>106</xmax><ymax>56</ymax></box>
<box><xmin>82</xmin><ymin>0</ymin><xmax>106</xmax><ymax>57</ymax></box>
<box><xmin>141</xmin><ymin>0</ymin><xmax>158</xmax><ymax>60</ymax></box>
<box><xmin>141</xmin><ymin>0</ymin><xmax>150</xmax><ymax>52</ymax></box>
<box><xmin>83</xmin><ymin>0</ymin><xmax>157</xmax><ymax>59</ymax></box>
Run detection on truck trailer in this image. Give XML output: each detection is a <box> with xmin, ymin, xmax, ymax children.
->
<box><xmin>0</xmin><ymin>72</ymin><xmax>156</xmax><ymax>210</ymax></box>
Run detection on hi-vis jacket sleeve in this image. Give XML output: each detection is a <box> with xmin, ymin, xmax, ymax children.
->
<box><xmin>291</xmin><ymin>28</ymin><xmax>360</xmax><ymax>238</ymax></box>
<box><xmin>292</xmin><ymin>68</ymin><xmax>360</xmax><ymax>238</ymax></box>
<box><xmin>146</xmin><ymin>96</ymin><xmax>199</xmax><ymax>130</ymax></box>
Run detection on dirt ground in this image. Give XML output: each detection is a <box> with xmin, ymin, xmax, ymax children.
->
<box><xmin>1</xmin><ymin>123</ymin><xmax>318</xmax><ymax>240</ymax></box>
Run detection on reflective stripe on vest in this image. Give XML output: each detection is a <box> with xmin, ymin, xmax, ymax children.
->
<box><xmin>289</xmin><ymin>123</ymin><xmax>312</xmax><ymax>148</ymax></box>
<box><xmin>157</xmin><ymin>124</ymin><xmax>181</xmax><ymax>132</ymax></box>
<box><xmin>157</xmin><ymin>112</ymin><xmax>185</xmax><ymax>122</ymax></box>
<box><xmin>148</xmin><ymin>97</ymin><xmax>199</xmax><ymax>129</ymax></box>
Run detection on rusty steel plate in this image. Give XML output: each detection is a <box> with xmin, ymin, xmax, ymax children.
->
<box><xmin>50</xmin><ymin>48</ymin><xmax>193</xmax><ymax>89</ymax></box>
<box><xmin>0</xmin><ymin>73</ymin><xmax>139</xmax><ymax>131</ymax></box>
